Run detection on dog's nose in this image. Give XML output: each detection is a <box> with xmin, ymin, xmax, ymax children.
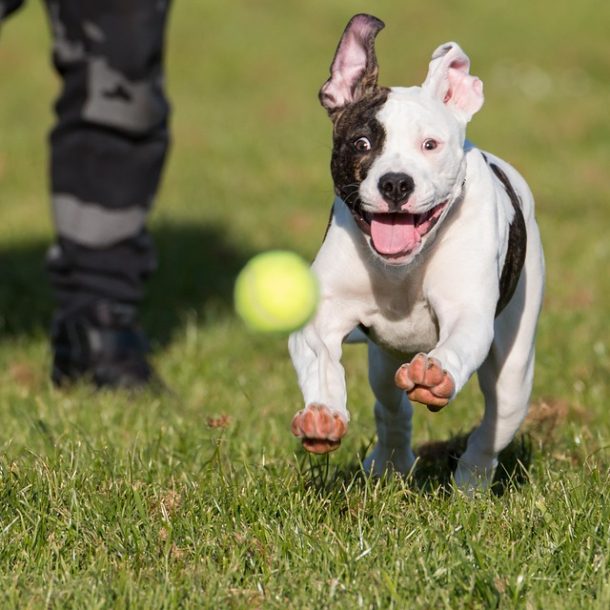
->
<box><xmin>378</xmin><ymin>172</ymin><xmax>415</xmax><ymax>208</ymax></box>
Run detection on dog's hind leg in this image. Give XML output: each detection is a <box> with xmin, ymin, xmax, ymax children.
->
<box><xmin>455</xmin><ymin>248</ymin><xmax>544</xmax><ymax>492</ymax></box>
<box><xmin>363</xmin><ymin>342</ymin><xmax>416</xmax><ymax>477</ymax></box>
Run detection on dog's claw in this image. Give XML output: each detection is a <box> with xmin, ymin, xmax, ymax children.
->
<box><xmin>291</xmin><ymin>403</ymin><xmax>348</xmax><ymax>453</ymax></box>
<box><xmin>395</xmin><ymin>354</ymin><xmax>454</xmax><ymax>411</ymax></box>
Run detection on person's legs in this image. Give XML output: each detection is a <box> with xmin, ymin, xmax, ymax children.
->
<box><xmin>44</xmin><ymin>0</ymin><xmax>172</xmax><ymax>387</ymax></box>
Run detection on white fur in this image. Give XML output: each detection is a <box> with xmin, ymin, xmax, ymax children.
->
<box><xmin>289</xmin><ymin>45</ymin><xmax>544</xmax><ymax>493</ymax></box>
<box><xmin>359</xmin><ymin>88</ymin><xmax>467</xmax><ymax>242</ymax></box>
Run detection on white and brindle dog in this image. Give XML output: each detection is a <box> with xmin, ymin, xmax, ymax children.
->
<box><xmin>288</xmin><ymin>14</ymin><xmax>545</xmax><ymax>491</ymax></box>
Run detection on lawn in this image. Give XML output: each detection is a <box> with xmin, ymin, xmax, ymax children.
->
<box><xmin>1</xmin><ymin>1</ymin><xmax>610</xmax><ymax>608</ymax></box>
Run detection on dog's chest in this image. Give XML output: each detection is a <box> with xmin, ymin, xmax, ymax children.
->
<box><xmin>361</xmin><ymin>285</ymin><xmax>439</xmax><ymax>356</ymax></box>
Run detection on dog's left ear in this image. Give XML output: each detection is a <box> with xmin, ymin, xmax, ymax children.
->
<box><xmin>422</xmin><ymin>42</ymin><xmax>484</xmax><ymax>123</ymax></box>
<box><xmin>319</xmin><ymin>14</ymin><xmax>385</xmax><ymax>117</ymax></box>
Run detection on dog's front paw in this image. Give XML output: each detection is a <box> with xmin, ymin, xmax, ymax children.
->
<box><xmin>291</xmin><ymin>403</ymin><xmax>348</xmax><ymax>454</ymax></box>
<box><xmin>394</xmin><ymin>353</ymin><xmax>455</xmax><ymax>412</ymax></box>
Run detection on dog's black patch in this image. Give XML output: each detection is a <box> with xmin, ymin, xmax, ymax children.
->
<box><xmin>482</xmin><ymin>155</ymin><xmax>527</xmax><ymax>317</ymax></box>
<box><xmin>321</xmin><ymin>86</ymin><xmax>386</xmax><ymax>243</ymax></box>
<box><xmin>329</xmin><ymin>88</ymin><xmax>390</xmax><ymax>217</ymax></box>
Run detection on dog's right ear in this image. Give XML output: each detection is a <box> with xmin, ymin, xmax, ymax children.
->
<box><xmin>319</xmin><ymin>14</ymin><xmax>385</xmax><ymax>117</ymax></box>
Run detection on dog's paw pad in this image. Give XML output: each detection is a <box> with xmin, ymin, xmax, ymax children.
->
<box><xmin>302</xmin><ymin>438</ymin><xmax>342</xmax><ymax>454</ymax></box>
<box><xmin>395</xmin><ymin>354</ymin><xmax>454</xmax><ymax>411</ymax></box>
<box><xmin>291</xmin><ymin>403</ymin><xmax>348</xmax><ymax>453</ymax></box>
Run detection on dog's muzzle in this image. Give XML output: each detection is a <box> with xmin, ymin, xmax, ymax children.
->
<box><xmin>350</xmin><ymin>200</ymin><xmax>449</xmax><ymax>259</ymax></box>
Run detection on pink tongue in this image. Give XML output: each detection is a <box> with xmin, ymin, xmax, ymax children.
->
<box><xmin>370</xmin><ymin>213</ymin><xmax>419</xmax><ymax>255</ymax></box>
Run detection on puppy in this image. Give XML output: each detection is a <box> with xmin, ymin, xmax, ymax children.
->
<box><xmin>289</xmin><ymin>14</ymin><xmax>544</xmax><ymax>491</ymax></box>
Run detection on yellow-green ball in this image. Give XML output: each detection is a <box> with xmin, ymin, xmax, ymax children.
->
<box><xmin>234</xmin><ymin>251</ymin><xmax>319</xmax><ymax>333</ymax></box>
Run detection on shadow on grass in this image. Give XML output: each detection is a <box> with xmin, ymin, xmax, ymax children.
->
<box><xmin>143</xmin><ymin>222</ymin><xmax>253</xmax><ymax>344</ymax></box>
<box><xmin>298</xmin><ymin>432</ymin><xmax>533</xmax><ymax>498</ymax></box>
<box><xmin>412</xmin><ymin>432</ymin><xmax>533</xmax><ymax>496</ymax></box>
<box><xmin>0</xmin><ymin>221</ymin><xmax>252</xmax><ymax>343</ymax></box>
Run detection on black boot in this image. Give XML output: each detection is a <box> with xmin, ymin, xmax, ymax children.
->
<box><xmin>51</xmin><ymin>300</ymin><xmax>157</xmax><ymax>390</ymax></box>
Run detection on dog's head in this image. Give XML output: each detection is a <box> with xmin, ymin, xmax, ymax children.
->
<box><xmin>320</xmin><ymin>14</ymin><xmax>484</xmax><ymax>265</ymax></box>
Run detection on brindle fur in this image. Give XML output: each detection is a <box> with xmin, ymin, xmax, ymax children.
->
<box><xmin>329</xmin><ymin>89</ymin><xmax>390</xmax><ymax>209</ymax></box>
<box><xmin>480</xmin><ymin>154</ymin><xmax>528</xmax><ymax>317</ymax></box>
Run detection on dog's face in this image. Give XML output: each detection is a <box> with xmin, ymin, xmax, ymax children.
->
<box><xmin>330</xmin><ymin>87</ymin><xmax>468</xmax><ymax>264</ymax></box>
<box><xmin>321</xmin><ymin>15</ymin><xmax>484</xmax><ymax>265</ymax></box>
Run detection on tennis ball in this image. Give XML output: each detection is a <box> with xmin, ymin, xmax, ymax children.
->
<box><xmin>234</xmin><ymin>250</ymin><xmax>319</xmax><ymax>333</ymax></box>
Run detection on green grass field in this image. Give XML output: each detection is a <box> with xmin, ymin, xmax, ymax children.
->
<box><xmin>1</xmin><ymin>1</ymin><xmax>610</xmax><ymax>608</ymax></box>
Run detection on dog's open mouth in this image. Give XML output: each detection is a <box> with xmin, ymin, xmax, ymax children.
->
<box><xmin>353</xmin><ymin>201</ymin><xmax>448</xmax><ymax>258</ymax></box>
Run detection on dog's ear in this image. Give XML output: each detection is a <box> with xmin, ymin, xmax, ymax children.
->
<box><xmin>319</xmin><ymin>14</ymin><xmax>385</xmax><ymax>117</ymax></box>
<box><xmin>422</xmin><ymin>42</ymin><xmax>484</xmax><ymax>123</ymax></box>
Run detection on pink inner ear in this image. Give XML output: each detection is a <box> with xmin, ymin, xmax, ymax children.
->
<box><xmin>445</xmin><ymin>66</ymin><xmax>483</xmax><ymax>116</ymax></box>
<box><xmin>337</xmin><ymin>27</ymin><xmax>369</xmax><ymax>72</ymax></box>
<box><xmin>322</xmin><ymin>30</ymin><xmax>368</xmax><ymax>108</ymax></box>
<box><xmin>335</xmin><ymin>32</ymin><xmax>368</xmax><ymax>87</ymax></box>
<box><xmin>320</xmin><ymin>14</ymin><xmax>384</xmax><ymax>112</ymax></box>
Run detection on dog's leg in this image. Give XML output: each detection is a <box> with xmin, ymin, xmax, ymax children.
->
<box><xmin>454</xmin><ymin>344</ymin><xmax>534</xmax><ymax>493</ymax></box>
<box><xmin>289</xmin><ymin>315</ymin><xmax>357</xmax><ymax>453</ymax></box>
<box><xmin>395</xmin><ymin>265</ymin><xmax>501</xmax><ymax>410</ymax></box>
<box><xmin>455</xmin><ymin>236</ymin><xmax>545</xmax><ymax>492</ymax></box>
<box><xmin>363</xmin><ymin>342</ymin><xmax>416</xmax><ymax>476</ymax></box>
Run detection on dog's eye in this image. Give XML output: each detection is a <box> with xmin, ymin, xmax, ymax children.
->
<box><xmin>423</xmin><ymin>138</ymin><xmax>439</xmax><ymax>151</ymax></box>
<box><xmin>353</xmin><ymin>136</ymin><xmax>371</xmax><ymax>152</ymax></box>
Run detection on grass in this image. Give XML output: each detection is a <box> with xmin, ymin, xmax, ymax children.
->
<box><xmin>1</xmin><ymin>0</ymin><xmax>610</xmax><ymax>608</ymax></box>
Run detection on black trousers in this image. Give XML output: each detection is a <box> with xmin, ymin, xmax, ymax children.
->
<box><xmin>2</xmin><ymin>0</ymin><xmax>171</xmax><ymax>317</ymax></box>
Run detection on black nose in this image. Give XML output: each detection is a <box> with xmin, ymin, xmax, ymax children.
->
<box><xmin>378</xmin><ymin>172</ymin><xmax>415</xmax><ymax>208</ymax></box>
